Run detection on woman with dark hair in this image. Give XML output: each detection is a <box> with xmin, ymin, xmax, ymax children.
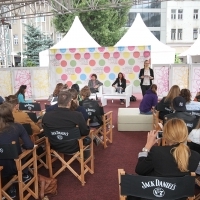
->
<box><xmin>5</xmin><ymin>95</ymin><xmax>41</xmax><ymax>135</ymax></box>
<box><xmin>139</xmin><ymin>60</ymin><xmax>154</xmax><ymax>97</ymax></box>
<box><xmin>139</xmin><ymin>84</ymin><xmax>158</xmax><ymax>115</ymax></box>
<box><xmin>180</xmin><ymin>88</ymin><xmax>200</xmax><ymax>111</ymax></box>
<box><xmin>112</xmin><ymin>72</ymin><xmax>126</xmax><ymax>104</ymax></box>
<box><xmin>53</xmin><ymin>83</ymin><xmax>64</xmax><ymax>97</ymax></box>
<box><xmin>0</xmin><ymin>103</ymin><xmax>34</xmax><ymax>198</ymax></box>
<box><xmin>88</xmin><ymin>74</ymin><xmax>103</xmax><ymax>93</ymax></box>
<box><xmin>15</xmin><ymin>85</ymin><xmax>33</xmax><ymax>103</ymax></box>
<box><xmin>68</xmin><ymin>88</ymin><xmax>88</xmax><ymax>121</ymax></box>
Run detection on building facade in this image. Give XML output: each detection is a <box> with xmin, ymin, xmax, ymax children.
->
<box><xmin>127</xmin><ymin>0</ymin><xmax>200</xmax><ymax>54</ymax></box>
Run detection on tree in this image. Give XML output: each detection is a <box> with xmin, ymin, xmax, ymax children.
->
<box><xmin>175</xmin><ymin>53</ymin><xmax>182</xmax><ymax>64</ymax></box>
<box><xmin>53</xmin><ymin>2</ymin><xmax>130</xmax><ymax>47</ymax></box>
<box><xmin>23</xmin><ymin>24</ymin><xmax>54</xmax><ymax>67</ymax></box>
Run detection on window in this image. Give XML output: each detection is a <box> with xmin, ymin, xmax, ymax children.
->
<box><xmin>56</xmin><ymin>33</ymin><xmax>62</xmax><ymax>43</ymax></box>
<box><xmin>177</xmin><ymin>29</ymin><xmax>182</xmax><ymax>40</ymax></box>
<box><xmin>35</xmin><ymin>15</ymin><xmax>45</xmax><ymax>22</ymax></box>
<box><xmin>193</xmin><ymin>29</ymin><xmax>198</xmax><ymax>40</ymax></box>
<box><xmin>126</xmin><ymin>12</ymin><xmax>161</xmax><ymax>27</ymax></box>
<box><xmin>171</xmin><ymin>29</ymin><xmax>176</xmax><ymax>40</ymax></box>
<box><xmin>171</xmin><ymin>9</ymin><xmax>176</xmax><ymax>19</ymax></box>
<box><xmin>194</xmin><ymin>9</ymin><xmax>199</xmax><ymax>19</ymax></box>
<box><xmin>178</xmin><ymin>9</ymin><xmax>183</xmax><ymax>19</ymax></box>
<box><xmin>151</xmin><ymin>31</ymin><xmax>160</xmax><ymax>40</ymax></box>
<box><xmin>13</xmin><ymin>35</ymin><xmax>18</xmax><ymax>45</ymax></box>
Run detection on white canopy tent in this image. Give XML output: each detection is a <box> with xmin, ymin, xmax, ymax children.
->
<box><xmin>179</xmin><ymin>34</ymin><xmax>200</xmax><ymax>64</ymax></box>
<box><xmin>39</xmin><ymin>16</ymin><xmax>100</xmax><ymax>67</ymax></box>
<box><xmin>115</xmin><ymin>13</ymin><xmax>175</xmax><ymax>64</ymax></box>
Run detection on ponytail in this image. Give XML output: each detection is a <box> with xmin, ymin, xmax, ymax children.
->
<box><xmin>171</xmin><ymin>143</ymin><xmax>190</xmax><ymax>172</ymax></box>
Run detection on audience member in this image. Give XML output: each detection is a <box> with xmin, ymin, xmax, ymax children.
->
<box><xmin>15</xmin><ymin>85</ymin><xmax>33</xmax><ymax>103</ymax></box>
<box><xmin>134</xmin><ymin>118</ymin><xmax>200</xmax><ymax>178</ymax></box>
<box><xmin>71</xmin><ymin>83</ymin><xmax>81</xmax><ymax>101</ymax></box>
<box><xmin>156</xmin><ymin>85</ymin><xmax>180</xmax><ymax>120</ymax></box>
<box><xmin>68</xmin><ymin>88</ymin><xmax>88</xmax><ymax>121</ymax></box>
<box><xmin>42</xmin><ymin>91</ymin><xmax>91</xmax><ymax>154</ymax></box>
<box><xmin>88</xmin><ymin>74</ymin><xmax>103</xmax><ymax>93</ymax></box>
<box><xmin>80</xmin><ymin>86</ymin><xmax>104</xmax><ymax>126</ymax></box>
<box><xmin>188</xmin><ymin>119</ymin><xmax>200</xmax><ymax>145</ymax></box>
<box><xmin>180</xmin><ymin>88</ymin><xmax>200</xmax><ymax>110</ymax></box>
<box><xmin>53</xmin><ymin>83</ymin><xmax>64</xmax><ymax>97</ymax></box>
<box><xmin>0</xmin><ymin>96</ymin><xmax>4</xmax><ymax>104</ymax></box>
<box><xmin>5</xmin><ymin>95</ymin><xmax>41</xmax><ymax>135</ymax></box>
<box><xmin>165</xmin><ymin>96</ymin><xmax>198</xmax><ymax>133</ymax></box>
<box><xmin>0</xmin><ymin>103</ymin><xmax>34</xmax><ymax>198</ymax></box>
<box><xmin>139</xmin><ymin>60</ymin><xmax>154</xmax><ymax>97</ymax></box>
<box><xmin>112</xmin><ymin>72</ymin><xmax>126</xmax><ymax>104</ymax></box>
<box><xmin>139</xmin><ymin>84</ymin><xmax>158</xmax><ymax>115</ymax></box>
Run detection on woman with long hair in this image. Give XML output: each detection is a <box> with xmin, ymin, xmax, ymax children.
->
<box><xmin>0</xmin><ymin>103</ymin><xmax>33</xmax><ymax>198</ymax></box>
<box><xmin>156</xmin><ymin>85</ymin><xmax>180</xmax><ymax>120</ymax></box>
<box><xmin>15</xmin><ymin>85</ymin><xmax>33</xmax><ymax>103</ymax></box>
<box><xmin>139</xmin><ymin>60</ymin><xmax>154</xmax><ymax>97</ymax></box>
<box><xmin>139</xmin><ymin>84</ymin><xmax>158</xmax><ymax>115</ymax></box>
<box><xmin>180</xmin><ymin>88</ymin><xmax>200</xmax><ymax>110</ymax></box>
<box><xmin>135</xmin><ymin>118</ymin><xmax>200</xmax><ymax>177</ymax></box>
<box><xmin>112</xmin><ymin>72</ymin><xmax>126</xmax><ymax>104</ymax></box>
<box><xmin>68</xmin><ymin>88</ymin><xmax>88</xmax><ymax>121</ymax></box>
<box><xmin>53</xmin><ymin>83</ymin><xmax>64</xmax><ymax>97</ymax></box>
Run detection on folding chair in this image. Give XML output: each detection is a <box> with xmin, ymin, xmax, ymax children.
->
<box><xmin>118</xmin><ymin>169</ymin><xmax>196</xmax><ymax>200</ymax></box>
<box><xmin>90</xmin><ymin>111</ymin><xmax>113</xmax><ymax>149</ymax></box>
<box><xmin>0</xmin><ymin>142</ymin><xmax>38</xmax><ymax>200</ymax></box>
<box><xmin>45</xmin><ymin>127</ymin><xmax>94</xmax><ymax>186</ymax></box>
<box><xmin>22</xmin><ymin>124</ymin><xmax>47</xmax><ymax>169</ymax></box>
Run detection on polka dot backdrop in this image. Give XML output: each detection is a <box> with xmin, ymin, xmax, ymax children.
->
<box><xmin>50</xmin><ymin>46</ymin><xmax>151</xmax><ymax>92</ymax></box>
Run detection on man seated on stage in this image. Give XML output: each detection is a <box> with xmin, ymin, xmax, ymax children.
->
<box><xmin>164</xmin><ymin>96</ymin><xmax>198</xmax><ymax>133</ymax></box>
<box><xmin>88</xmin><ymin>74</ymin><xmax>103</xmax><ymax>93</ymax></box>
<box><xmin>42</xmin><ymin>91</ymin><xmax>91</xmax><ymax>154</ymax></box>
<box><xmin>5</xmin><ymin>95</ymin><xmax>41</xmax><ymax>136</ymax></box>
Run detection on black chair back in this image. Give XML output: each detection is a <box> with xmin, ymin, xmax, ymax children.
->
<box><xmin>26</xmin><ymin>112</ymin><xmax>38</xmax><ymax>123</ymax></box>
<box><xmin>22</xmin><ymin>123</ymin><xmax>33</xmax><ymax>135</ymax></box>
<box><xmin>0</xmin><ymin>142</ymin><xmax>18</xmax><ymax>159</ymax></box>
<box><xmin>19</xmin><ymin>103</ymin><xmax>41</xmax><ymax>111</ymax></box>
<box><xmin>43</xmin><ymin>125</ymin><xmax>81</xmax><ymax>142</ymax></box>
<box><xmin>120</xmin><ymin>174</ymin><xmax>195</xmax><ymax>200</ymax></box>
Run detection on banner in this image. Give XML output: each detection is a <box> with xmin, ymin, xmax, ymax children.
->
<box><xmin>49</xmin><ymin>46</ymin><xmax>151</xmax><ymax>93</ymax></box>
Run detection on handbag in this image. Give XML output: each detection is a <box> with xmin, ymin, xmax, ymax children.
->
<box><xmin>38</xmin><ymin>174</ymin><xmax>57</xmax><ymax>199</ymax></box>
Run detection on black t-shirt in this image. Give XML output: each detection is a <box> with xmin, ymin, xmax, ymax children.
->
<box><xmin>164</xmin><ymin>112</ymin><xmax>198</xmax><ymax>133</ymax></box>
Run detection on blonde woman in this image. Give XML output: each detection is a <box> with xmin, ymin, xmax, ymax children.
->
<box><xmin>156</xmin><ymin>85</ymin><xmax>180</xmax><ymax>120</ymax></box>
<box><xmin>135</xmin><ymin>118</ymin><xmax>200</xmax><ymax>176</ymax></box>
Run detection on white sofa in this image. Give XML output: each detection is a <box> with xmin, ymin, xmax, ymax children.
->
<box><xmin>118</xmin><ymin>108</ymin><xmax>153</xmax><ymax>131</ymax></box>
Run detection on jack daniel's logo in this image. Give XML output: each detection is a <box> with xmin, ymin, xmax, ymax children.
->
<box><xmin>24</xmin><ymin>103</ymin><xmax>34</xmax><ymax>110</ymax></box>
<box><xmin>141</xmin><ymin>179</ymin><xmax>176</xmax><ymax>197</ymax></box>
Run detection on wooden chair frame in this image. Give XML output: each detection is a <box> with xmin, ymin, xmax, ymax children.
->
<box><xmin>46</xmin><ymin>130</ymin><xmax>94</xmax><ymax>186</ymax></box>
<box><xmin>118</xmin><ymin>169</ymin><xmax>196</xmax><ymax>200</ymax></box>
<box><xmin>92</xmin><ymin>111</ymin><xmax>113</xmax><ymax>149</ymax></box>
<box><xmin>1</xmin><ymin>145</ymin><xmax>38</xmax><ymax>200</ymax></box>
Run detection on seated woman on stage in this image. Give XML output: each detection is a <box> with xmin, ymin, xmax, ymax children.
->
<box><xmin>0</xmin><ymin>103</ymin><xmax>34</xmax><ymax>198</ymax></box>
<box><xmin>180</xmin><ymin>88</ymin><xmax>200</xmax><ymax>111</ymax></box>
<box><xmin>139</xmin><ymin>84</ymin><xmax>158</xmax><ymax>115</ymax></box>
<box><xmin>53</xmin><ymin>83</ymin><xmax>64</xmax><ymax>97</ymax></box>
<box><xmin>15</xmin><ymin>85</ymin><xmax>33</xmax><ymax>103</ymax></box>
<box><xmin>88</xmin><ymin>74</ymin><xmax>103</xmax><ymax>93</ymax></box>
<box><xmin>156</xmin><ymin>85</ymin><xmax>180</xmax><ymax>120</ymax></box>
<box><xmin>112</xmin><ymin>72</ymin><xmax>126</xmax><ymax>105</ymax></box>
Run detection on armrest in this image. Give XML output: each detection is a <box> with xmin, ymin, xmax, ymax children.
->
<box><xmin>17</xmin><ymin>145</ymin><xmax>37</xmax><ymax>160</ymax></box>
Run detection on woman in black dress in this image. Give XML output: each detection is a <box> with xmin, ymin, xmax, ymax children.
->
<box><xmin>112</xmin><ymin>72</ymin><xmax>126</xmax><ymax>105</ymax></box>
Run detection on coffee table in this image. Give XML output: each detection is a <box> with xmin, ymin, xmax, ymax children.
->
<box><xmin>101</xmin><ymin>92</ymin><xmax>130</xmax><ymax>107</ymax></box>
